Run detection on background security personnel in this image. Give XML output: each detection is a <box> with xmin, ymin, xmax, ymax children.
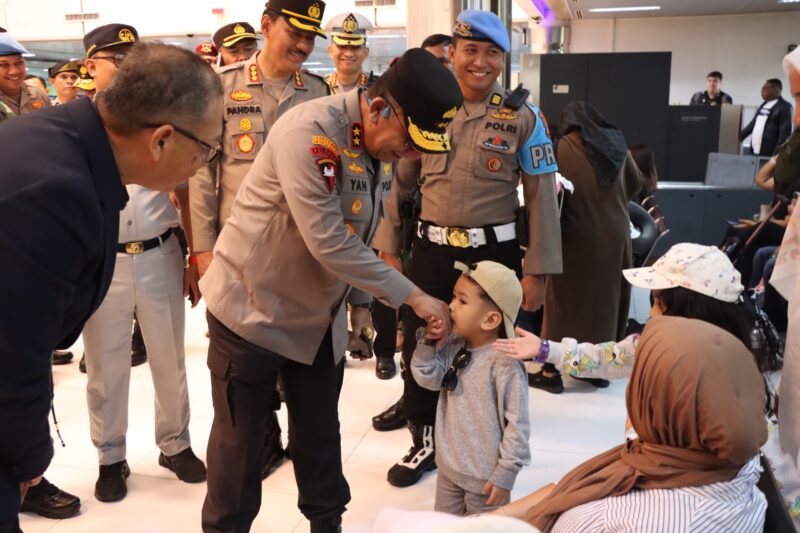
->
<box><xmin>189</xmin><ymin>0</ymin><xmax>332</xmax><ymax>481</ymax></box>
<box><xmin>199</xmin><ymin>48</ymin><xmax>461</xmax><ymax>533</ymax></box>
<box><xmin>47</xmin><ymin>60</ymin><xmax>80</xmax><ymax>105</ymax></box>
<box><xmin>373</xmin><ymin>10</ymin><xmax>563</xmax><ymax>488</ymax></box>
<box><xmin>325</xmin><ymin>12</ymin><xmax>373</xmax><ymax>94</ymax></box>
<box><xmin>79</xmin><ymin>24</ymin><xmax>206</xmax><ymax>504</ymax></box>
<box><xmin>0</xmin><ymin>32</ymin><xmax>50</xmax><ymax>116</ymax></box>
<box><xmin>212</xmin><ymin>22</ymin><xmax>258</xmax><ymax>66</ymax></box>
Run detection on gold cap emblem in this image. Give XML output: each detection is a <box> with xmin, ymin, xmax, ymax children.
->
<box><xmin>233</xmin><ymin>24</ymin><xmax>245</xmax><ymax>34</ymax></box>
<box><xmin>119</xmin><ymin>28</ymin><xmax>136</xmax><ymax>42</ymax></box>
<box><xmin>342</xmin><ymin>14</ymin><xmax>358</xmax><ymax>33</ymax></box>
<box><xmin>308</xmin><ymin>2</ymin><xmax>321</xmax><ymax>19</ymax></box>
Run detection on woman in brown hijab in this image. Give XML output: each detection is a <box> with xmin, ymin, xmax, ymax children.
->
<box><xmin>502</xmin><ymin>315</ymin><xmax>768</xmax><ymax>532</ymax></box>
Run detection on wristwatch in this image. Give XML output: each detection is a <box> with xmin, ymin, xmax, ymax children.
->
<box><xmin>415</xmin><ymin>327</ymin><xmax>435</xmax><ymax>346</ymax></box>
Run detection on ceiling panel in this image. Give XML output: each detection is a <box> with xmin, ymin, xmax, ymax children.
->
<box><xmin>542</xmin><ymin>0</ymin><xmax>800</xmax><ymax>19</ymax></box>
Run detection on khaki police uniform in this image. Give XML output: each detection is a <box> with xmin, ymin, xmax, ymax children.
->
<box><xmin>0</xmin><ymin>84</ymin><xmax>49</xmax><ymax>115</ymax></box>
<box><xmin>373</xmin><ymin>81</ymin><xmax>562</xmax><ymax>429</ymax></box>
<box><xmin>188</xmin><ymin>52</ymin><xmax>330</xmax><ymax>252</ymax></box>
<box><xmin>325</xmin><ymin>71</ymin><xmax>369</xmax><ymax>94</ymax></box>
<box><xmin>200</xmin><ymin>88</ymin><xmax>413</xmax><ymax>530</ymax></box>
<box><xmin>82</xmin><ymin>185</ymin><xmax>192</xmax><ymax>465</ymax></box>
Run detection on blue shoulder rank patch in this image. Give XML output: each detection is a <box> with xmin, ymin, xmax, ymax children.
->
<box><xmin>518</xmin><ymin>103</ymin><xmax>558</xmax><ymax>175</ymax></box>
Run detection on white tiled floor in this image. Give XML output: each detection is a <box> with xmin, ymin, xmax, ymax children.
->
<box><xmin>21</xmin><ymin>302</ymin><xmax>628</xmax><ymax>533</ymax></box>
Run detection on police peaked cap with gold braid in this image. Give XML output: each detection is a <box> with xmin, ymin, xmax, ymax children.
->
<box><xmin>326</xmin><ymin>12</ymin><xmax>372</xmax><ymax>46</ymax></box>
<box><xmin>382</xmin><ymin>48</ymin><xmax>463</xmax><ymax>154</ymax></box>
<box><xmin>264</xmin><ymin>0</ymin><xmax>326</xmax><ymax>38</ymax></box>
<box><xmin>84</xmin><ymin>23</ymin><xmax>139</xmax><ymax>57</ymax></box>
<box><xmin>213</xmin><ymin>22</ymin><xmax>257</xmax><ymax>49</ymax></box>
<box><xmin>48</xmin><ymin>59</ymin><xmax>82</xmax><ymax>78</ymax></box>
<box><xmin>75</xmin><ymin>64</ymin><xmax>96</xmax><ymax>91</ymax></box>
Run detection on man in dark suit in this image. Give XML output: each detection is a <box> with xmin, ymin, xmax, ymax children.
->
<box><xmin>0</xmin><ymin>43</ymin><xmax>222</xmax><ymax>533</ymax></box>
<box><xmin>741</xmin><ymin>78</ymin><xmax>794</xmax><ymax>157</ymax></box>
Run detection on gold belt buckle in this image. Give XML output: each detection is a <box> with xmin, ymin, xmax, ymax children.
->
<box><xmin>125</xmin><ymin>241</ymin><xmax>144</xmax><ymax>254</ymax></box>
<box><xmin>446</xmin><ymin>228</ymin><xmax>470</xmax><ymax>248</ymax></box>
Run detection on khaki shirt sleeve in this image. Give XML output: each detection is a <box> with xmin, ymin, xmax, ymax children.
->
<box><xmin>372</xmin><ymin>158</ymin><xmax>421</xmax><ymax>255</ymax></box>
<box><xmin>347</xmin><ymin>288</ymin><xmax>372</xmax><ymax>307</ymax></box>
<box><xmin>188</xmin><ymin>162</ymin><xmax>220</xmax><ymax>252</ymax></box>
<box><xmin>275</xmin><ymin>136</ymin><xmax>414</xmax><ymax>308</ymax></box>
<box><xmin>522</xmin><ymin>170</ymin><xmax>562</xmax><ymax>275</ymax></box>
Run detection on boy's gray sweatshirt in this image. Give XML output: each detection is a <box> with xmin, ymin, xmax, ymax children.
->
<box><xmin>411</xmin><ymin>335</ymin><xmax>531</xmax><ymax>493</ymax></box>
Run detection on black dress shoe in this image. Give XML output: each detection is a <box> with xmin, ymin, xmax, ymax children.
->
<box><xmin>79</xmin><ymin>353</ymin><xmax>86</xmax><ymax>374</ymax></box>
<box><xmin>51</xmin><ymin>350</ymin><xmax>74</xmax><ymax>366</ymax></box>
<box><xmin>375</xmin><ymin>356</ymin><xmax>397</xmax><ymax>380</ymax></box>
<box><xmin>159</xmin><ymin>447</ymin><xmax>207</xmax><ymax>483</ymax></box>
<box><xmin>20</xmin><ymin>477</ymin><xmax>80</xmax><ymax>519</ymax></box>
<box><xmin>260</xmin><ymin>412</ymin><xmax>286</xmax><ymax>480</ymax></box>
<box><xmin>528</xmin><ymin>369</ymin><xmax>564</xmax><ymax>394</ymax></box>
<box><xmin>95</xmin><ymin>460</ymin><xmax>130</xmax><ymax>502</ymax></box>
<box><xmin>310</xmin><ymin>514</ymin><xmax>342</xmax><ymax>533</ymax></box>
<box><xmin>372</xmin><ymin>398</ymin><xmax>407</xmax><ymax>432</ymax></box>
<box><xmin>571</xmin><ymin>375</ymin><xmax>610</xmax><ymax>388</ymax></box>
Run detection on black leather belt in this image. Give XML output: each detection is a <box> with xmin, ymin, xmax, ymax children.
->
<box><xmin>117</xmin><ymin>228</ymin><xmax>173</xmax><ymax>254</ymax></box>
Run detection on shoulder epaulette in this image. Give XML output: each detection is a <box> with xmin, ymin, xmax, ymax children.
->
<box><xmin>218</xmin><ymin>62</ymin><xmax>245</xmax><ymax>75</ymax></box>
<box><xmin>302</xmin><ymin>68</ymin><xmax>333</xmax><ymax>95</ymax></box>
<box><xmin>503</xmin><ymin>84</ymin><xmax>530</xmax><ymax>111</ymax></box>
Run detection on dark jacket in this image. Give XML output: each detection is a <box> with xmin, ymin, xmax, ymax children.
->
<box><xmin>740</xmin><ymin>97</ymin><xmax>794</xmax><ymax>156</ymax></box>
<box><xmin>0</xmin><ymin>98</ymin><xmax>127</xmax><ymax>520</ymax></box>
<box><xmin>690</xmin><ymin>90</ymin><xmax>733</xmax><ymax>106</ymax></box>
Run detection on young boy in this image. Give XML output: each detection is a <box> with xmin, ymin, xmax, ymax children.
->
<box><xmin>411</xmin><ymin>261</ymin><xmax>531</xmax><ymax>515</ymax></box>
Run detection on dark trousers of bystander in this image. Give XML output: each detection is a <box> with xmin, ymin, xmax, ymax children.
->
<box><xmin>201</xmin><ymin>313</ymin><xmax>350</xmax><ymax>533</ymax></box>
<box><xmin>401</xmin><ymin>237</ymin><xmax>522</xmax><ymax>426</ymax></box>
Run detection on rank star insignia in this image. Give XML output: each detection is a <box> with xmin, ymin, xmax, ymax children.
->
<box><xmin>237</xmin><ymin>134</ymin><xmax>255</xmax><ymax>153</ymax></box>
<box><xmin>293</xmin><ymin>71</ymin><xmax>304</xmax><ymax>88</ymax></box>
<box><xmin>249</xmin><ymin>64</ymin><xmax>260</xmax><ymax>83</ymax></box>
<box><xmin>487</xmin><ymin>157</ymin><xmax>502</xmax><ymax>172</ymax></box>
<box><xmin>348</xmin><ymin>161</ymin><xmax>365</xmax><ymax>174</ymax></box>
<box><xmin>230</xmin><ymin>89</ymin><xmax>253</xmax><ymax>102</ymax></box>
<box><xmin>239</xmin><ymin>118</ymin><xmax>253</xmax><ymax>132</ymax></box>
<box><xmin>350</xmin><ymin>123</ymin><xmax>363</xmax><ymax>150</ymax></box>
<box><xmin>351</xmin><ymin>198</ymin><xmax>364</xmax><ymax>215</ymax></box>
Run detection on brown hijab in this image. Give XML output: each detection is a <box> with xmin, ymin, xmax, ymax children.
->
<box><xmin>525</xmin><ymin>315</ymin><xmax>768</xmax><ymax>532</ymax></box>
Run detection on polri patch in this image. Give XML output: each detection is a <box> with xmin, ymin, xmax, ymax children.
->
<box><xmin>317</xmin><ymin>158</ymin><xmax>338</xmax><ymax>193</ymax></box>
<box><xmin>351</xmin><ymin>198</ymin><xmax>363</xmax><ymax>215</ymax></box>
<box><xmin>237</xmin><ymin>134</ymin><xmax>255</xmax><ymax>153</ymax></box>
<box><xmin>487</xmin><ymin>157</ymin><xmax>502</xmax><ymax>172</ymax></box>
<box><xmin>312</xmin><ymin>135</ymin><xmax>340</xmax><ymax>158</ymax></box>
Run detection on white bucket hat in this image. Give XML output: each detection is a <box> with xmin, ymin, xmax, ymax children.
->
<box><xmin>622</xmin><ymin>243</ymin><xmax>743</xmax><ymax>303</ymax></box>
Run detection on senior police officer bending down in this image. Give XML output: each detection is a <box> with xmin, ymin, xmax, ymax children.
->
<box><xmin>200</xmin><ymin>48</ymin><xmax>462</xmax><ymax>533</ymax></box>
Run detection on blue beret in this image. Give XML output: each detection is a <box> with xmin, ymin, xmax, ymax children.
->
<box><xmin>0</xmin><ymin>32</ymin><xmax>30</xmax><ymax>56</ymax></box>
<box><xmin>453</xmin><ymin>10</ymin><xmax>510</xmax><ymax>53</ymax></box>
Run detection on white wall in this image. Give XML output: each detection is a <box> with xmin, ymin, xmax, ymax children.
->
<box><xmin>569</xmin><ymin>12</ymin><xmax>800</xmax><ymax>109</ymax></box>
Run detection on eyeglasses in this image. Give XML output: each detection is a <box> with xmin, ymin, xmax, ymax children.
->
<box><xmin>142</xmin><ymin>123</ymin><xmax>222</xmax><ymax>163</ymax></box>
<box><xmin>388</xmin><ymin>103</ymin><xmax>416</xmax><ymax>153</ymax></box>
<box><xmin>92</xmin><ymin>53</ymin><xmax>128</xmax><ymax>68</ymax></box>
<box><xmin>441</xmin><ymin>347</ymin><xmax>472</xmax><ymax>392</ymax></box>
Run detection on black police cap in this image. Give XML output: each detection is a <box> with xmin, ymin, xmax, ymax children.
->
<box><xmin>381</xmin><ymin>48</ymin><xmax>463</xmax><ymax>154</ymax></box>
<box><xmin>263</xmin><ymin>0</ymin><xmax>326</xmax><ymax>38</ymax></box>
<box><xmin>84</xmin><ymin>24</ymin><xmax>138</xmax><ymax>57</ymax></box>
<box><xmin>213</xmin><ymin>22</ymin><xmax>257</xmax><ymax>49</ymax></box>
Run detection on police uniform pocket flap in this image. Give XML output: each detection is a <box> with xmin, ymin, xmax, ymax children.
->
<box><xmin>228</xmin><ymin>116</ymin><xmax>265</xmax><ymax>160</ymax></box>
<box><xmin>341</xmin><ymin>192</ymin><xmax>371</xmax><ymax>222</ymax></box>
<box><xmin>422</xmin><ymin>153</ymin><xmax>448</xmax><ymax>177</ymax></box>
<box><xmin>475</xmin><ymin>145</ymin><xmax>516</xmax><ymax>181</ymax></box>
<box><xmin>207</xmin><ymin>349</ymin><xmax>231</xmax><ymax>379</ymax></box>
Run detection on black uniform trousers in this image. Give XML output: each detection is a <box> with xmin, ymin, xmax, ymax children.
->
<box><xmin>371</xmin><ymin>300</ymin><xmax>398</xmax><ymax>359</ymax></box>
<box><xmin>401</xmin><ymin>237</ymin><xmax>522</xmax><ymax>426</ymax></box>
<box><xmin>202</xmin><ymin>313</ymin><xmax>350</xmax><ymax>533</ymax></box>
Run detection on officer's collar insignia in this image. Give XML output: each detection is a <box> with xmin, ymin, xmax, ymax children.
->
<box><xmin>489</xmin><ymin>93</ymin><xmax>503</xmax><ymax>107</ymax></box>
<box><xmin>312</xmin><ymin>135</ymin><xmax>340</xmax><ymax>158</ymax></box>
<box><xmin>294</xmin><ymin>70</ymin><xmax>305</xmax><ymax>88</ymax></box>
<box><xmin>342</xmin><ymin>14</ymin><xmax>359</xmax><ymax>33</ymax></box>
<box><xmin>350</xmin><ymin>122</ymin><xmax>363</xmax><ymax>150</ymax></box>
<box><xmin>483</xmin><ymin>135</ymin><xmax>510</xmax><ymax>151</ymax></box>
<box><xmin>119</xmin><ymin>28</ymin><xmax>136</xmax><ymax>42</ymax></box>
<box><xmin>453</xmin><ymin>21</ymin><xmax>472</xmax><ymax>38</ymax></box>
<box><xmin>249</xmin><ymin>64</ymin><xmax>260</xmax><ymax>83</ymax></box>
<box><xmin>491</xmin><ymin>110</ymin><xmax>516</xmax><ymax>120</ymax></box>
<box><xmin>348</xmin><ymin>161</ymin><xmax>365</xmax><ymax>174</ymax></box>
<box><xmin>237</xmin><ymin>133</ymin><xmax>255</xmax><ymax>153</ymax></box>
<box><xmin>230</xmin><ymin>89</ymin><xmax>253</xmax><ymax>102</ymax></box>
<box><xmin>342</xmin><ymin>148</ymin><xmax>361</xmax><ymax>159</ymax></box>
